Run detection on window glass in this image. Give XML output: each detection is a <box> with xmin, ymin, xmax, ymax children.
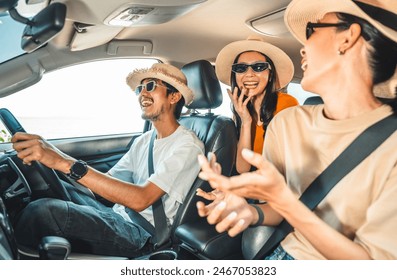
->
<box><xmin>0</xmin><ymin>59</ymin><xmax>158</xmax><ymax>140</ymax></box>
<box><xmin>0</xmin><ymin>13</ymin><xmax>26</xmax><ymax>64</ymax></box>
<box><xmin>287</xmin><ymin>82</ymin><xmax>317</xmax><ymax>104</ymax></box>
<box><xmin>0</xmin><ymin>122</ymin><xmax>12</xmax><ymax>143</ymax></box>
<box><xmin>211</xmin><ymin>82</ymin><xmax>233</xmax><ymax>118</ymax></box>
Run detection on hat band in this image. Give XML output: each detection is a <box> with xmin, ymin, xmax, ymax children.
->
<box><xmin>353</xmin><ymin>1</ymin><xmax>397</xmax><ymax>31</ymax></box>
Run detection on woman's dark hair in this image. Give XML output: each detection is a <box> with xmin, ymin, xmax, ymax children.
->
<box><xmin>336</xmin><ymin>13</ymin><xmax>397</xmax><ymax>114</ymax></box>
<box><xmin>165</xmin><ymin>82</ymin><xmax>185</xmax><ymax>119</ymax></box>
<box><xmin>230</xmin><ymin>52</ymin><xmax>279</xmax><ymax>139</ymax></box>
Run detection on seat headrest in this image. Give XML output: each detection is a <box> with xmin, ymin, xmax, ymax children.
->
<box><xmin>303</xmin><ymin>96</ymin><xmax>323</xmax><ymax>105</ymax></box>
<box><xmin>182</xmin><ymin>60</ymin><xmax>223</xmax><ymax>110</ymax></box>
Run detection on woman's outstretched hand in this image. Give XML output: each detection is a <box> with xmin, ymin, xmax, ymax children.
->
<box><xmin>196</xmin><ymin>153</ymin><xmax>258</xmax><ymax>237</ymax></box>
<box><xmin>198</xmin><ymin>149</ymin><xmax>287</xmax><ymax>203</ymax></box>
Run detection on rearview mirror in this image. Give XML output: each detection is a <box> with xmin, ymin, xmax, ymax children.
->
<box><xmin>21</xmin><ymin>2</ymin><xmax>66</xmax><ymax>53</ymax></box>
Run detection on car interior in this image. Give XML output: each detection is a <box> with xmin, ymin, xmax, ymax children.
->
<box><xmin>0</xmin><ymin>0</ymin><xmax>326</xmax><ymax>260</ymax></box>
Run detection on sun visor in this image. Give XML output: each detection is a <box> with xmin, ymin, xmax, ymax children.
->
<box><xmin>0</xmin><ymin>60</ymin><xmax>44</xmax><ymax>97</ymax></box>
<box><xmin>70</xmin><ymin>24</ymin><xmax>123</xmax><ymax>51</ymax></box>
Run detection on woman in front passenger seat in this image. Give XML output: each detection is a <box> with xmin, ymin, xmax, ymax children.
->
<box><xmin>215</xmin><ymin>36</ymin><xmax>298</xmax><ymax>174</ymax></box>
<box><xmin>197</xmin><ymin>0</ymin><xmax>397</xmax><ymax>259</ymax></box>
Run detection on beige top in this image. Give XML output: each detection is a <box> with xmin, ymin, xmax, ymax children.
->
<box><xmin>264</xmin><ymin>104</ymin><xmax>397</xmax><ymax>259</ymax></box>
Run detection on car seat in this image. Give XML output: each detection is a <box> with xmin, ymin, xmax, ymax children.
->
<box><xmin>173</xmin><ymin>60</ymin><xmax>243</xmax><ymax>259</ymax></box>
<box><xmin>303</xmin><ymin>96</ymin><xmax>323</xmax><ymax>105</ymax></box>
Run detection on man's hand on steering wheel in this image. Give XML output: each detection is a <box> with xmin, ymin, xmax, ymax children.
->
<box><xmin>12</xmin><ymin>132</ymin><xmax>74</xmax><ymax>174</ymax></box>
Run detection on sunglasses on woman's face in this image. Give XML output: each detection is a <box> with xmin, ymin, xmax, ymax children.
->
<box><xmin>231</xmin><ymin>62</ymin><xmax>271</xmax><ymax>74</ymax></box>
<box><xmin>305</xmin><ymin>22</ymin><xmax>350</xmax><ymax>40</ymax></box>
<box><xmin>135</xmin><ymin>80</ymin><xmax>169</xmax><ymax>95</ymax></box>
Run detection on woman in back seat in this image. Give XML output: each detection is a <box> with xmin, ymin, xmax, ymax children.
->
<box><xmin>215</xmin><ymin>36</ymin><xmax>298</xmax><ymax>174</ymax></box>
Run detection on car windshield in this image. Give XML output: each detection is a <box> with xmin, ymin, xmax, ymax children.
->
<box><xmin>0</xmin><ymin>12</ymin><xmax>26</xmax><ymax>64</ymax></box>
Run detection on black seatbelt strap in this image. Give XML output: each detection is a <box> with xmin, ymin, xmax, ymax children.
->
<box><xmin>254</xmin><ymin>114</ymin><xmax>397</xmax><ymax>259</ymax></box>
<box><xmin>148</xmin><ymin>131</ymin><xmax>171</xmax><ymax>249</ymax></box>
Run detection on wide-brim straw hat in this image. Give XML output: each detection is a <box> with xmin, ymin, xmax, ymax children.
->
<box><xmin>126</xmin><ymin>63</ymin><xmax>194</xmax><ymax>105</ymax></box>
<box><xmin>215</xmin><ymin>36</ymin><xmax>294</xmax><ymax>90</ymax></box>
<box><xmin>284</xmin><ymin>0</ymin><xmax>397</xmax><ymax>98</ymax></box>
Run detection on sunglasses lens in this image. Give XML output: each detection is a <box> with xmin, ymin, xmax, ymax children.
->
<box><xmin>232</xmin><ymin>63</ymin><xmax>270</xmax><ymax>73</ymax></box>
<box><xmin>135</xmin><ymin>85</ymin><xmax>143</xmax><ymax>95</ymax></box>
<box><xmin>251</xmin><ymin>63</ymin><xmax>269</xmax><ymax>72</ymax></box>
<box><xmin>146</xmin><ymin>81</ymin><xmax>156</xmax><ymax>92</ymax></box>
<box><xmin>232</xmin><ymin>64</ymin><xmax>248</xmax><ymax>73</ymax></box>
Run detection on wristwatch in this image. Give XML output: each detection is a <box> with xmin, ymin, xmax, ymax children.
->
<box><xmin>67</xmin><ymin>160</ymin><xmax>88</xmax><ymax>180</ymax></box>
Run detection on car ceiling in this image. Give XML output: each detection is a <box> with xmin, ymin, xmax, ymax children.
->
<box><xmin>1</xmin><ymin>0</ymin><xmax>304</xmax><ymax>97</ymax></box>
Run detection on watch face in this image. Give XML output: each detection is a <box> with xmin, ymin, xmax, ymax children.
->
<box><xmin>73</xmin><ymin>161</ymin><xmax>87</xmax><ymax>175</ymax></box>
<box><xmin>70</xmin><ymin>160</ymin><xmax>88</xmax><ymax>179</ymax></box>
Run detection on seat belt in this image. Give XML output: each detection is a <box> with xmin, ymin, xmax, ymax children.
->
<box><xmin>253</xmin><ymin>114</ymin><xmax>397</xmax><ymax>259</ymax></box>
<box><xmin>148</xmin><ymin>131</ymin><xmax>171</xmax><ymax>249</ymax></box>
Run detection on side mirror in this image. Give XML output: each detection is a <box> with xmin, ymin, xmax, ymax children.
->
<box><xmin>21</xmin><ymin>2</ymin><xmax>66</xmax><ymax>53</ymax></box>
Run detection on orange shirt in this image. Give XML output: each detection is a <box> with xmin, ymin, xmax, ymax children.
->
<box><xmin>253</xmin><ymin>92</ymin><xmax>298</xmax><ymax>154</ymax></box>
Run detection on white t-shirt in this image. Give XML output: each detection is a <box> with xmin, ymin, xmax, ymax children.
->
<box><xmin>109</xmin><ymin>125</ymin><xmax>204</xmax><ymax>226</ymax></box>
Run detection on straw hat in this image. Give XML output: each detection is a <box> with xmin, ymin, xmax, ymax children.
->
<box><xmin>284</xmin><ymin>0</ymin><xmax>397</xmax><ymax>97</ymax></box>
<box><xmin>215</xmin><ymin>36</ymin><xmax>294</xmax><ymax>89</ymax></box>
<box><xmin>126</xmin><ymin>63</ymin><xmax>194</xmax><ymax>105</ymax></box>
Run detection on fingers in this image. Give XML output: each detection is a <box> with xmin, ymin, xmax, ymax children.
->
<box><xmin>198</xmin><ymin>154</ymin><xmax>211</xmax><ymax>173</ymax></box>
<box><xmin>238</xmin><ymin>87</ymin><xmax>246</xmax><ymax>104</ymax></box>
<box><xmin>243</xmin><ymin>95</ymin><xmax>252</xmax><ymax>106</ymax></box>
<box><xmin>214</xmin><ymin>211</ymin><xmax>246</xmax><ymax>237</ymax></box>
<box><xmin>207</xmin><ymin>152</ymin><xmax>217</xmax><ymax>167</ymax></box>
<box><xmin>228</xmin><ymin>87</ymin><xmax>239</xmax><ymax>99</ymax></box>
<box><xmin>196</xmin><ymin>201</ymin><xmax>207</xmax><ymax>217</ymax></box>
<box><xmin>15</xmin><ymin>147</ymin><xmax>37</xmax><ymax>165</ymax></box>
<box><xmin>205</xmin><ymin>200</ymin><xmax>226</xmax><ymax>225</ymax></box>
<box><xmin>11</xmin><ymin>132</ymin><xmax>40</xmax><ymax>144</ymax></box>
<box><xmin>196</xmin><ymin>200</ymin><xmax>249</xmax><ymax>237</ymax></box>
<box><xmin>207</xmin><ymin>152</ymin><xmax>222</xmax><ymax>174</ymax></box>
<box><xmin>12</xmin><ymin>136</ymin><xmax>45</xmax><ymax>165</ymax></box>
<box><xmin>241</xmin><ymin>148</ymin><xmax>269</xmax><ymax>171</ymax></box>
<box><xmin>196</xmin><ymin>188</ymin><xmax>216</xmax><ymax>201</ymax></box>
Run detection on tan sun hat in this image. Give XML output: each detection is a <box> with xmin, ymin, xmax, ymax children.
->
<box><xmin>215</xmin><ymin>36</ymin><xmax>294</xmax><ymax>90</ymax></box>
<box><xmin>284</xmin><ymin>0</ymin><xmax>397</xmax><ymax>97</ymax></box>
<box><xmin>126</xmin><ymin>63</ymin><xmax>194</xmax><ymax>105</ymax></box>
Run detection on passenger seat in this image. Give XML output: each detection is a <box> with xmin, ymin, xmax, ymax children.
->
<box><xmin>174</xmin><ymin>60</ymin><xmax>243</xmax><ymax>259</ymax></box>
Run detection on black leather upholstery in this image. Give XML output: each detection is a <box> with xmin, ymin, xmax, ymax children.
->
<box><xmin>303</xmin><ymin>96</ymin><xmax>323</xmax><ymax>105</ymax></box>
<box><xmin>183</xmin><ymin>59</ymin><xmax>223</xmax><ymax>110</ymax></box>
<box><xmin>172</xmin><ymin>60</ymin><xmax>242</xmax><ymax>259</ymax></box>
<box><xmin>241</xmin><ymin>225</ymin><xmax>275</xmax><ymax>260</ymax></box>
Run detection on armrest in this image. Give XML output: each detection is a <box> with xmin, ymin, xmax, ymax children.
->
<box><xmin>175</xmin><ymin>218</ymin><xmax>242</xmax><ymax>259</ymax></box>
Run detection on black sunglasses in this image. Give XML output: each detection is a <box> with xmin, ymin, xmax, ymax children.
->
<box><xmin>231</xmin><ymin>62</ymin><xmax>271</xmax><ymax>74</ymax></box>
<box><xmin>306</xmin><ymin>22</ymin><xmax>350</xmax><ymax>40</ymax></box>
<box><xmin>135</xmin><ymin>80</ymin><xmax>169</xmax><ymax>95</ymax></box>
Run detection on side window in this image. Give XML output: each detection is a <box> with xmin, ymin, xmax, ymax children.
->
<box><xmin>0</xmin><ymin>123</ymin><xmax>12</xmax><ymax>143</ymax></box>
<box><xmin>287</xmin><ymin>83</ymin><xmax>317</xmax><ymax>104</ymax></box>
<box><xmin>211</xmin><ymin>82</ymin><xmax>233</xmax><ymax>118</ymax></box>
<box><xmin>0</xmin><ymin>59</ymin><xmax>158</xmax><ymax>140</ymax></box>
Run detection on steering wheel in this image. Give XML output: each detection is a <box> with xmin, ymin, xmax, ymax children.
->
<box><xmin>0</xmin><ymin>108</ymin><xmax>71</xmax><ymax>201</ymax></box>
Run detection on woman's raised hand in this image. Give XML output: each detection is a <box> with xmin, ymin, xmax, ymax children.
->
<box><xmin>227</xmin><ymin>87</ymin><xmax>252</xmax><ymax>124</ymax></box>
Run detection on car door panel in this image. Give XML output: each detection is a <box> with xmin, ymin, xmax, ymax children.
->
<box><xmin>49</xmin><ymin>133</ymin><xmax>141</xmax><ymax>173</ymax></box>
